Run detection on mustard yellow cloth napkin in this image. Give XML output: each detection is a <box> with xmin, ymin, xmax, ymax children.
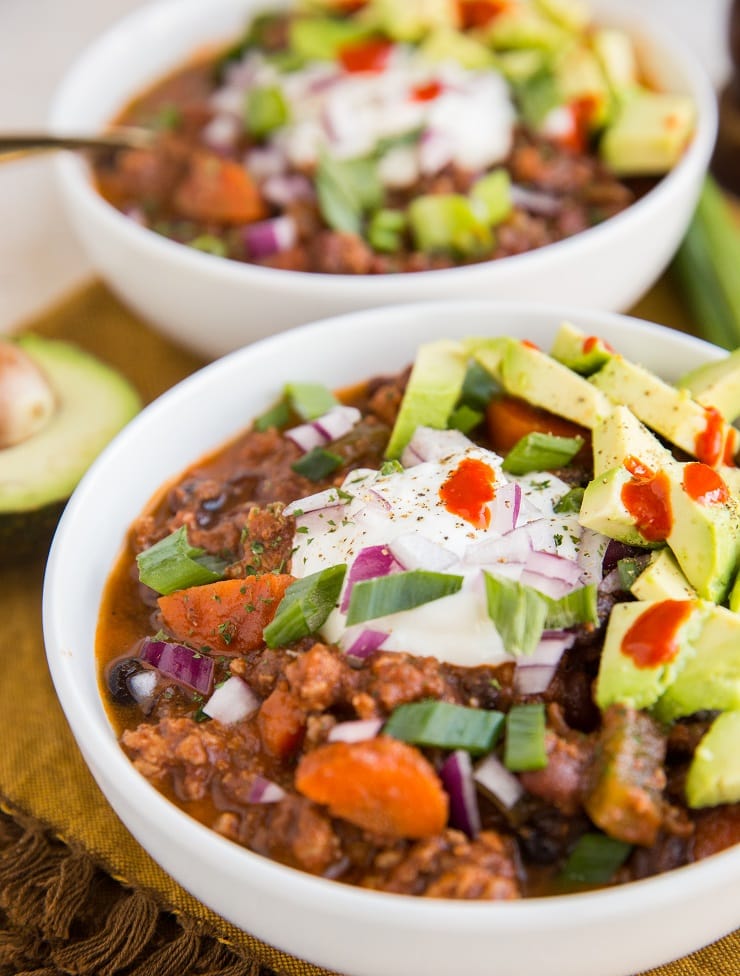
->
<box><xmin>1</xmin><ymin>279</ymin><xmax>738</xmax><ymax>976</ymax></box>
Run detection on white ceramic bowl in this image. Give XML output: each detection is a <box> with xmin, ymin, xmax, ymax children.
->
<box><xmin>49</xmin><ymin>0</ymin><xmax>717</xmax><ymax>359</ymax></box>
<box><xmin>43</xmin><ymin>302</ymin><xmax>740</xmax><ymax>976</ymax></box>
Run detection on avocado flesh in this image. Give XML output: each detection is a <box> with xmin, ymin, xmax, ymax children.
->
<box><xmin>676</xmin><ymin>348</ymin><xmax>740</xmax><ymax>423</ymax></box>
<box><xmin>591</xmin><ymin>405</ymin><xmax>673</xmax><ymax>478</ymax></box>
<box><xmin>630</xmin><ymin>549</ymin><xmax>696</xmax><ymax>602</ymax></box>
<box><xmin>549</xmin><ymin>321</ymin><xmax>613</xmax><ymax>377</ymax></box>
<box><xmin>599</xmin><ymin>90</ymin><xmax>696</xmax><ymax>177</ymax></box>
<box><xmin>0</xmin><ymin>335</ymin><xmax>140</xmax><ymax>556</ymax></box>
<box><xmin>685</xmin><ymin>711</ymin><xmax>740</xmax><ymax>808</ymax></box>
<box><xmin>654</xmin><ymin>608</ymin><xmax>740</xmax><ymax>722</ymax></box>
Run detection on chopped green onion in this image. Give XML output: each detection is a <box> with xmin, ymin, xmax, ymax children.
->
<box><xmin>470</xmin><ymin>169</ymin><xmax>512</xmax><ymax>226</ymax></box>
<box><xmin>291</xmin><ymin>447</ymin><xmax>343</xmax><ymax>481</ymax></box>
<box><xmin>459</xmin><ymin>359</ymin><xmax>499</xmax><ymax>411</ymax></box>
<box><xmin>504</xmin><ymin>703</ymin><xmax>548</xmax><ymax>772</ymax></box>
<box><xmin>501</xmin><ymin>432</ymin><xmax>584</xmax><ymax>475</ymax></box>
<box><xmin>264</xmin><ymin>564</ymin><xmax>347</xmax><ymax>648</ymax></box>
<box><xmin>136</xmin><ymin>525</ymin><xmax>227</xmax><ymax>596</ymax></box>
<box><xmin>617</xmin><ymin>557</ymin><xmax>644</xmax><ymax>591</ymax></box>
<box><xmin>284</xmin><ymin>382</ymin><xmax>337</xmax><ymax>420</ymax></box>
<box><xmin>315</xmin><ymin>151</ymin><xmax>383</xmax><ymax>235</ymax></box>
<box><xmin>380</xmin><ymin>459</ymin><xmax>404</xmax><ymax>476</ymax></box>
<box><xmin>288</xmin><ymin>16</ymin><xmax>374</xmax><ymax>61</ymax></box>
<box><xmin>189</xmin><ymin>234</ymin><xmax>227</xmax><ymax>257</ymax></box>
<box><xmin>559</xmin><ymin>833</ymin><xmax>632</xmax><ymax>886</ymax></box>
<box><xmin>448</xmin><ymin>404</ymin><xmax>484</xmax><ymax>434</ymax></box>
<box><xmin>408</xmin><ymin>193</ymin><xmax>492</xmax><ymax>257</ymax></box>
<box><xmin>483</xmin><ymin>573</ymin><xmax>549</xmax><ymax>656</ymax></box>
<box><xmin>545</xmin><ymin>584</ymin><xmax>598</xmax><ymax>630</ymax></box>
<box><xmin>367</xmin><ymin>208</ymin><xmax>406</xmax><ymax>253</ymax></box>
<box><xmin>244</xmin><ymin>85</ymin><xmax>289</xmax><ymax>139</ymax></box>
<box><xmin>254</xmin><ymin>399</ymin><xmax>291</xmax><ymax>432</ymax></box>
<box><xmin>384</xmin><ymin>700</ymin><xmax>504</xmax><ymax>755</ymax></box>
<box><xmin>346</xmin><ymin>570</ymin><xmax>463</xmax><ymax>625</ymax></box>
<box><xmin>554</xmin><ymin>487</ymin><xmax>585</xmax><ymax>513</ymax></box>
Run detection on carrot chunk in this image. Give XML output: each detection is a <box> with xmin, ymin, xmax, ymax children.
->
<box><xmin>295</xmin><ymin>737</ymin><xmax>448</xmax><ymax>838</ymax></box>
<box><xmin>173</xmin><ymin>153</ymin><xmax>267</xmax><ymax>224</ymax></box>
<box><xmin>258</xmin><ymin>685</ymin><xmax>307</xmax><ymax>759</ymax></box>
<box><xmin>158</xmin><ymin>575</ymin><xmax>293</xmax><ymax>652</ymax></box>
<box><xmin>486</xmin><ymin>395</ymin><xmax>591</xmax><ymax>458</ymax></box>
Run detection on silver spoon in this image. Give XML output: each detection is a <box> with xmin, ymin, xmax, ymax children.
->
<box><xmin>0</xmin><ymin>128</ymin><xmax>157</xmax><ymax>162</ymax></box>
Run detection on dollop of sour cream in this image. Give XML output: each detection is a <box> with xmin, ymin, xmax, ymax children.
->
<box><xmin>286</xmin><ymin>428</ymin><xmax>608</xmax><ymax>667</ymax></box>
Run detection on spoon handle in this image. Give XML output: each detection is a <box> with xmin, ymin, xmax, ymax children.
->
<box><xmin>0</xmin><ymin>130</ymin><xmax>155</xmax><ymax>162</ymax></box>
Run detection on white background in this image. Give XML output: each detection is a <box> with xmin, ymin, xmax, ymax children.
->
<box><xmin>0</xmin><ymin>0</ymin><xmax>733</xmax><ymax>334</ymax></box>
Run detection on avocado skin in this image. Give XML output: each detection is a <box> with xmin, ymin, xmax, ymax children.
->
<box><xmin>0</xmin><ymin>334</ymin><xmax>141</xmax><ymax>563</ymax></box>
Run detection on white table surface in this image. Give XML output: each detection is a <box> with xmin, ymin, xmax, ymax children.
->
<box><xmin>0</xmin><ymin>0</ymin><xmax>733</xmax><ymax>335</ymax></box>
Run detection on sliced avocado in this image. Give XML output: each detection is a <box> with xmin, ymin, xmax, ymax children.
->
<box><xmin>685</xmin><ymin>711</ymin><xmax>740</xmax><ymax>808</ymax></box>
<box><xmin>580</xmin><ymin>458</ymin><xmax>740</xmax><ymax>602</ymax></box>
<box><xmin>288</xmin><ymin>16</ymin><xmax>375</xmax><ymax>60</ymax></box>
<box><xmin>420</xmin><ymin>27</ymin><xmax>494</xmax><ymax>69</ymax></box>
<box><xmin>483</xmin><ymin>6</ymin><xmax>568</xmax><ymax>53</ymax></box>
<box><xmin>590</xmin><ymin>354</ymin><xmax>738</xmax><ymax>465</ymax></box>
<box><xmin>371</xmin><ymin>0</ymin><xmax>459</xmax><ymax>42</ymax></box>
<box><xmin>385</xmin><ymin>339</ymin><xmax>467</xmax><ymax>458</ymax></box>
<box><xmin>496</xmin><ymin>339</ymin><xmax>613</xmax><ymax>430</ymax></box>
<box><xmin>591</xmin><ymin>28</ymin><xmax>638</xmax><ymax>94</ymax></box>
<box><xmin>631</xmin><ymin>549</ymin><xmax>696</xmax><ymax>603</ymax></box>
<box><xmin>731</xmin><ymin>573</ymin><xmax>740</xmax><ymax>614</ymax></box>
<box><xmin>0</xmin><ymin>335</ymin><xmax>141</xmax><ymax>561</ymax></box>
<box><xmin>493</xmin><ymin>49</ymin><xmax>548</xmax><ymax>84</ymax></box>
<box><xmin>594</xmin><ymin>599</ymin><xmax>706</xmax><ymax>711</ymax></box>
<box><xmin>534</xmin><ymin>0</ymin><xmax>589</xmax><ymax>32</ymax></box>
<box><xmin>654</xmin><ymin>607</ymin><xmax>740</xmax><ymax>722</ymax></box>
<box><xmin>676</xmin><ymin>348</ymin><xmax>740</xmax><ymax>423</ymax></box>
<box><xmin>599</xmin><ymin>89</ymin><xmax>696</xmax><ymax>177</ymax></box>
<box><xmin>553</xmin><ymin>43</ymin><xmax>612</xmax><ymax>129</ymax></box>
<box><xmin>591</xmin><ymin>406</ymin><xmax>674</xmax><ymax>478</ymax></box>
<box><xmin>470</xmin><ymin>169</ymin><xmax>513</xmax><ymax>226</ymax></box>
<box><xmin>550</xmin><ymin>321</ymin><xmax>614</xmax><ymax>376</ymax></box>
<box><xmin>465</xmin><ymin>336</ymin><xmax>516</xmax><ymax>382</ymax></box>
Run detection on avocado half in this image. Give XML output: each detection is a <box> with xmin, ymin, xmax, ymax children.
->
<box><xmin>0</xmin><ymin>334</ymin><xmax>141</xmax><ymax>562</ymax></box>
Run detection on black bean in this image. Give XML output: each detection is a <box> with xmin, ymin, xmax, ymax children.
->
<box><xmin>107</xmin><ymin>657</ymin><xmax>144</xmax><ymax>705</ymax></box>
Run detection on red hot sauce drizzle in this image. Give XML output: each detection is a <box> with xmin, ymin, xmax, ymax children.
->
<box><xmin>439</xmin><ymin>457</ymin><xmax>497</xmax><ymax>529</ymax></box>
<box><xmin>621</xmin><ymin>600</ymin><xmax>697</xmax><ymax>668</ymax></box>
<box><xmin>682</xmin><ymin>462</ymin><xmax>730</xmax><ymax>505</ymax></box>
<box><xmin>621</xmin><ymin>457</ymin><xmax>673</xmax><ymax>542</ymax></box>
<box><xmin>695</xmin><ymin>406</ymin><xmax>724</xmax><ymax>468</ymax></box>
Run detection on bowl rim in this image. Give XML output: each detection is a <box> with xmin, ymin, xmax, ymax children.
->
<box><xmin>49</xmin><ymin>0</ymin><xmax>718</xmax><ymax>291</ymax></box>
<box><xmin>42</xmin><ymin>300</ymin><xmax>740</xmax><ymax>940</ymax></box>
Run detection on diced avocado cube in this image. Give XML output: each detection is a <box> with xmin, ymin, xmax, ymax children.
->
<box><xmin>244</xmin><ymin>86</ymin><xmax>289</xmax><ymax>139</ymax></box>
<box><xmin>372</xmin><ymin>0</ymin><xmax>459</xmax><ymax>42</ymax></box>
<box><xmin>385</xmin><ymin>339</ymin><xmax>468</xmax><ymax>459</ymax></box>
<box><xmin>591</xmin><ymin>406</ymin><xmax>674</xmax><ymax>478</ymax></box>
<box><xmin>493</xmin><ymin>49</ymin><xmax>548</xmax><ymax>84</ymax></box>
<box><xmin>554</xmin><ymin>43</ymin><xmax>613</xmax><ymax>129</ymax></box>
<box><xmin>579</xmin><ymin>465</ymin><xmax>660</xmax><ymax>548</ymax></box>
<box><xmin>676</xmin><ymin>348</ymin><xmax>740</xmax><ymax>423</ymax></box>
<box><xmin>654</xmin><ymin>608</ymin><xmax>740</xmax><ymax>722</ymax></box>
<box><xmin>288</xmin><ymin>16</ymin><xmax>374</xmax><ymax>60</ymax></box>
<box><xmin>420</xmin><ymin>27</ymin><xmax>494</xmax><ymax>69</ymax></box>
<box><xmin>583</xmin><ymin>704</ymin><xmax>667</xmax><ymax>846</ymax></box>
<box><xmin>483</xmin><ymin>6</ymin><xmax>568</xmax><ymax>53</ymax></box>
<box><xmin>550</xmin><ymin>321</ymin><xmax>614</xmax><ymax>376</ymax></box>
<box><xmin>599</xmin><ymin>90</ymin><xmax>696</xmax><ymax>176</ymax></box>
<box><xmin>534</xmin><ymin>0</ymin><xmax>589</xmax><ymax>32</ymax></box>
<box><xmin>595</xmin><ymin>599</ymin><xmax>706</xmax><ymax>711</ymax></box>
<box><xmin>590</xmin><ymin>354</ymin><xmax>738</xmax><ymax>465</ymax></box>
<box><xmin>731</xmin><ymin>574</ymin><xmax>740</xmax><ymax>614</ymax></box>
<box><xmin>592</xmin><ymin>28</ymin><xmax>638</xmax><ymax>94</ymax></box>
<box><xmin>685</xmin><ymin>711</ymin><xmax>740</xmax><ymax>808</ymax></box>
<box><xmin>498</xmin><ymin>340</ymin><xmax>613</xmax><ymax>430</ymax></box>
<box><xmin>470</xmin><ymin>170</ymin><xmax>513</xmax><ymax>226</ymax></box>
<box><xmin>464</xmin><ymin>336</ymin><xmax>516</xmax><ymax>382</ymax></box>
<box><xmin>367</xmin><ymin>209</ymin><xmax>406</xmax><ymax>254</ymax></box>
<box><xmin>408</xmin><ymin>194</ymin><xmax>493</xmax><ymax>257</ymax></box>
<box><xmin>631</xmin><ymin>549</ymin><xmax>696</xmax><ymax>603</ymax></box>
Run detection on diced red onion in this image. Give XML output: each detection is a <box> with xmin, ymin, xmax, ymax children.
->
<box><xmin>599</xmin><ymin>566</ymin><xmax>625</xmax><ymax>595</ymax></box>
<box><xmin>262</xmin><ymin>173</ymin><xmax>314</xmax><ymax>207</ymax></box>
<box><xmin>284</xmin><ymin>487</ymin><xmax>349</xmax><ymax>517</ymax></box>
<box><xmin>577</xmin><ymin>527</ymin><xmax>609</xmax><ymax>586</ymax></box>
<box><xmin>247</xmin><ymin>775</ymin><xmax>287</xmax><ymax>804</ymax></box>
<box><xmin>124</xmin><ymin>205</ymin><xmax>147</xmax><ymax>226</ymax></box>
<box><xmin>243</xmin><ymin>215</ymin><xmax>297</xmax><ymax>260</ymax></box>
<box><xmin>362</xmin><ymin>487</ymin><xmax>392</xmax><ymax>512</ymax></box>
<box><xmin>341</xmin><ymin>627</ymin><xmax>388</xmax><ymax>661</ymax></box>
<box><xmin>201</xmin><ymin>114</ymin><xmax>240</xmax><ymax>152</ymax></box>
<box><xmin>245</xmin><ymin>145</ymin><xmax>287</xmax><ymax>181</ymax></box>
<box><xmin>209</xmin><ymin>86</ymin><xmax>245</xmax><ymax>116</ymax></box>
<box><xmin>202</xmin><ymin>676</ymin><xmax>260</xmax><ymax>724</ymax></box>
<box><xmin>474</xmin><ymin>754</ymin><xmax>524</xmax><ymax>810</ymax></box>
<box><xmin>389</xmin><ymin>533</ymin><xmax>457</xmax><ymax>572</ymax></box>
<box><xmin>340</xmin><ymin>545</ymin><xmax>399</xmax><ymax>611</ymax></box>
<box><xmin>328</xmin><ymin>718</ymin><xmax>383</xmax><ymax>743</ymax></box>
<box><xmin>378</xmin><ymin>145</ymin><xmax>419</xmax><ymax>188</ymax></box>
<box><xmin>285</xmin><ymin>421</ymin><xmax>327</xmax><ymax>453</ymax></box>
<box><xmin>488</xmin><ymin>482</ymin><xmax>521</xmax><ymax>535</ymax></box>
<box><xmin>313</xmin><ymin>405</ymin><xmax>361</xmax><ymax>441</ymax></box>
<box><xmin>510</xmin><ymin>184</ymin><xmax>563</xmax><ymax>217</ymax></box>
<box><xmin>440</xmin><ymin>750</ymin><xmax>481</xmax><ymax>838</ymax></box>
<box><xmin>519</xmin><ymin>570</ymin><xmax>572</xmax><ymax>600</ymax></box>
<box><xmin>139</xmin><ymin>638</ymin><xmax>214</xmax><ymax>695</ymax></box>
<box><xmin>464</xmin><ymin>529</ymin><xmax>532</xmax><ymax>567</ymax></box>
<box><xmin>419</xmin><ymin>128</ymin><xmax>454</xmax><ymax>175</ymax></box>
<box><xmin>514</xmin><ymin>633</ymin><xmax>574</xmax><ymax>695</ymax></box>
<box><xmin>401</xmin><ymin>427</ymin><xmax>474</xmax><ymax>466</ymax></box>
<box><xmin>524</xmin><ymin>550</ymin><xmax>582</xmax><ymax>586</ymax></box>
